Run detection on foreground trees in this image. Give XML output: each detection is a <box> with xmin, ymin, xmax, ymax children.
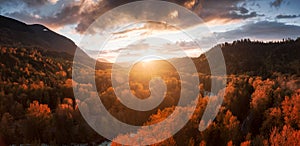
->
<box><xmin>24</xmin><ymin>101</ymin><xmax>52</xmax><ymax>143</ymax></box>
<box><xmin>111</xmin><ymin>74</ymin><xmax>300</xmax><ymax>145</ymax></box>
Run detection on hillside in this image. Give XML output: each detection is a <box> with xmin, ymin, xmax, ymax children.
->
<box><xmin>193</xmin><ymin>38</ymin><xmax>300</xmax><ymax>76</ymax></box>
<box><xmin>0</xmin><ymin>15</ymin><xmax>77</xmax><ymax>55</ymax></box>
<box><xmin>0</xmin><ymin>15</ymin><xmax>111</xmax><ymax>70</ymax></box>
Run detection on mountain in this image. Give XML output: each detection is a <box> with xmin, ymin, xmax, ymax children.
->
<box><xmin>0</xmin><ymin>15</ymin><xmax>77</xmax><ymax>55</ymax></box>
<box><xmin>0</xmin><ymin>15</ymin><xmax>110</xmax><ymax>70</ymax></box>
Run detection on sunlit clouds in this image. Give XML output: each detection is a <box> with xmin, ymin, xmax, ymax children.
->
<box><xmin>82</xmin><ymin>21</ymin><xmax>212</xmax><ymax>62</ymax></box>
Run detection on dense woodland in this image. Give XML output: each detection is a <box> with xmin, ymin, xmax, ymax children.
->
<box><xmin>0</xmin><ymin>38</ymin><xmax>299</xmax><ymax>145</ymax></box>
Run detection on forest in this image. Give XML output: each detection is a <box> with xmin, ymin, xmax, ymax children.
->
<box><xmin>0</xmin><ymin>38</ymin><xmax>299</xmax><ymax>145</ymax></box>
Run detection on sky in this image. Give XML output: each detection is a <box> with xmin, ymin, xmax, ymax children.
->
<box><xmin>0</xmin><ymin>0</ymin><xmax>300</xmax><ymax>62</ymax></box>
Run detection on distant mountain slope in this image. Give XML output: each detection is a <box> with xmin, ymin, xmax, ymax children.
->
<box><xmin>193</xmin><ymin>38</ymin><xmax>300</xmax><ymax>76</ymax></box>
<box><xmin>0</xmin><ymin>15</ymin><xmax>111</xmax><ymax>69</ymax></box>
<box><xmin>0</xmin><ymin>15</ymin><xmax>77</xmax><ymax>55</ymax></box>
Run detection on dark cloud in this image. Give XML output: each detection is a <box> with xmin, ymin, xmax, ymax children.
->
<box><xmin>270</xmin><ymin>0</ymin><xmax>283</xmax><ymax>7</ymax></box>
<box><xmin>22</xmin><ymin>0</ymin><xmax>49</xmax><ymax>7</ymax></box>
<box><xmin>6</xmin><ymin>3</ymin><xmax>81</xmax><ymax>27</ymax></box>
<box><xmin>194</xmin><ymin>0</ymin><xmax>261</xmax><ymax>22</ymax></box>
<box><xmin>3</xmin><ymin>0</ymin><xmax>262</xmax><ymax>34</ymax></box>
<box><xmin>0</xmin><ymin>0</ymin><xmax>20</xmax><ymax>6</ymax></box>
<box><xmin>238</xmin><ymin>7</ymin><xmax>249</xmax><ymax>14</ymax></box>
<box><xmin>0</xmin><ymin>0</ymin><xmax>57</xmax><ymax>7</ymax></box>
<box><xmin>5</xmin><ymin>0</ymin><xmax>98</xmax><ymax>29</ymax></box>
<box><xmin>216</xmin><ymin>21</ymin><xmax>300</xmax><ymax>41</ymax></box>
<box><xmin>99</xmin><ymin>0</ymin><xmax>262</xmax><ymax>29</ymax></box>
<box><xmin>276</xmin><ymin>14</ymin><xmax>300</xmax><ymax>19</ymax></box>
<box><xmin>225</xmin><ymin>11</ymin><xmax>261</xmax><ymax>20</ymax></box>
<box><xmin>106</xmin><ymin>0</ymin><xmax>190</xmax><ymax>8</ymax></box>
<box><xmin>74</xmin><ymin>0</ymin><xmax>201</xmax><ymax>33</ymax></box>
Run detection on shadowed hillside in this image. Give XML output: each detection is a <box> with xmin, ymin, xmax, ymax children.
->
<box><xmin>0</xmin><ymin>15</ymin><xmax>76</xmax><ymax>55</ymax></box>
<box><xmin>193</xmin><ymin>38</ymin><xmax>300</xmax><ymax>76</ymax></box>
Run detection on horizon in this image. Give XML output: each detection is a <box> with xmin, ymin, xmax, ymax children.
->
<box><xmin>0</xmin><ymin>13</ymin><xmax>299</xmax><ymax>63</ymax></box>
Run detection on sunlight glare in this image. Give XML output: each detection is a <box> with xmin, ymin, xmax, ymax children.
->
<box><xmin>139</xmin><ymin>55</ymin><xmax>164</xmax><ymax>63</ymax></box>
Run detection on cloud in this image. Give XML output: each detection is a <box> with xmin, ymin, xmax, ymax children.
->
<box><xmin>0</xmin><ymin>0</ymin><xmax>58</xmax><ymax>7</ymax></box>
<box><xmin>3</xmin><ymin>0</ymin><xmax>99</xmax><ymax>28</ymax></box>
<box><xmin>215</xmin><ymin>21</ymin><xmax>300</xmax><ymax>41</ymax></box>
<box><xmin>112</xmin><ymin>27</ymin><xmax>145</xmax><ymax>35</ymax></box>
<box><xmin>89</xmin><ymin>38</ymin><xmax>205</xmax><ymax>61</ymax></box>
<box><xmin>5</xmin><ymin>0</ymin><xmax>98</xmax><ymax>29</ymax></box>
<box><xmin>270</xmin><ymin>0</ymin><xmax>283</xmax><ymax>7</ymax></box>
<box><xmin>224</xmin><ymin>11</ymin><xmax>261</xmax><ymax>20</ymax></box>
<box><xmin>63</xmin><ymin>0</ymin><xmax>195</xmax><ymax>33</ymax></box>
<box><xmin>276</xmin><ymin>14</ymin><xmax>300</xmax><ymax>19</ymax></box>
<box><xmin>48</xmin><ymin>0</ymin><xmax>58</xmax><ymax>4</ymax></box>
<box><xmin>2</xmin><ymin>0</ymin><xmax>262</xmax><ymax>34</ymax></box>
<box><xmin>238</xmin><ymin>7</ymin><xmax>249</xmax><ymax>14</ymax></box>
<box><xmin>194</xmin><ymin>0</ymin><xmax>262</xmax><ymax>22</ymax></box>
<box><xmin>22</xmin><ymin>0</ymin><xmax>53</xmax><ymax>6</ymax></box>
<box><xmin>4</xmin><ymin>0</ymin><xmax>182</xmax><ymax>33</ymax></box>
<box><xmin>6</xmin><ymin>4</ymin><xmax>81</xmax><ymax>27</ymax></box>
<box><xmin>0</xmin><ymin>0</ymin><xmax>17</xmax><ymax>5</ymax></box>
<box><xmin>111</xmin><ymin>21</ymin><xmax>177</xmax><ymax>36</ymax></box>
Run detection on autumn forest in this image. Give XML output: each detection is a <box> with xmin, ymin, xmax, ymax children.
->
<box><xmin>0</xmin><ymin>37</ymin><xmax>299</xmax><ymax>145</ymax></box>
